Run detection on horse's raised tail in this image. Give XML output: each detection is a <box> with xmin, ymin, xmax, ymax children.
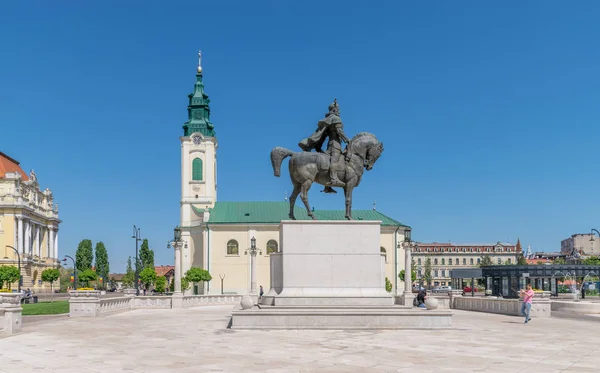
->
<box><xmin>270</xmin><ymin>147</ymin><xmax>294</xmax><ymax>177</ymax></box>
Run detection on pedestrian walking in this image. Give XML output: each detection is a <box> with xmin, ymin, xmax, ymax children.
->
<box><xmin>520</xmin><ymin>284</ymin><xmax>535</xmax><ymax>323</ymax></box>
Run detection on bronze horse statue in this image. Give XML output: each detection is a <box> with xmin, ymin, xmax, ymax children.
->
<box><xmin>270</xmin><ymin>132</ymin><xmax>384</xmax><ymax>220</ymax></box>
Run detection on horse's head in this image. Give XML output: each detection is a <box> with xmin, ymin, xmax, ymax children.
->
<box><xmin>365</xmin><ymin>141</ymin><xmax>384</xmax><ymax>171</ymax></box>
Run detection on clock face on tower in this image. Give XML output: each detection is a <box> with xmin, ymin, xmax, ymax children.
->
<box><xmin>192</xmin><ymin>135</ymin><xmax>201</xmax><ymax>145</ymax></box>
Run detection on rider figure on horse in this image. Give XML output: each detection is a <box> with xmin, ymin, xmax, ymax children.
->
<box><xmin>298</xmin><ymin>99</ymin><xmax>350</xmax><ymax>193</ymax></box>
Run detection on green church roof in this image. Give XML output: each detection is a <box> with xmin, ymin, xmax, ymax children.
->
<box><xmin>192</xmin><ymin>201</ymin><xmax>409</xmax><ymax>227</ymax></box>
<box><xmin>182</xmin><ymin>71</ymin><xmax>215</xmax><ymax>137</ymax></box>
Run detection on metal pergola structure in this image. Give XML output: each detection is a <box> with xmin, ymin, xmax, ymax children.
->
<box><xmin>451</xmin><ymin>265</ymin><xmax>600</xmax><ymax>298</ymax></box>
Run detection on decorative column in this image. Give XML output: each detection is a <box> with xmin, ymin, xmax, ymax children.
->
<box><xmin>240</xmin><ymin>237</ymin><xmax>260</xmax><ymax>309</ymax></box>
<box><xmin>54</xmin><ymin>229</ymin><xmax>59</xmax><ymax>259</ymax></box>
<box><xmin>35</xmin><ymin>225</ymin><xmax>40</xmax><ymax>257</ymax></box>
<box><xmin>168</xmin><ymin>227</ymin><xmax>185</xmax><ymax>308</ymax></box>
<box><xmin>250</xmin><ymin>247</ymin><xmax>258</xmax><ymax>302</ymax></box>
<box><xmin>24</xmin><ymin>220</ymin><xmax>30</xmax><ymax>256</ymax></box>
<box><xmin>48</xmin><ymin>228</ymin><xmax>54</xmax><ymax>259</ymax></box>
<box><xmin>17</xmin><ymin>217</ymin><xmax>23</xmax><ymax>254</ymax></box>
<box><xmin>174</xmin><ymin>244</ymin><xmax>182</xmax><ymax>296</ymax></box>
<box><xmin>404</xmin><ymin>243</ymin><xmax>412</xmax><ymax>294</ymax></box>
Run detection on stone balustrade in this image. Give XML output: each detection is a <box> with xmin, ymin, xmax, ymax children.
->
<box><xmin>452</xmin><ymin>295</ymin><xmax>551</xmax><ymax>318</ymax></box>
<box><xmin>68</xmin><ymin>292</ymin><xmax>243</xmax><ymax>317</ymax></box>
<box><xmin>551</xmin><ymin>300</ymin><xmax>600</xmax><ymax>314</ymax></box>
<box><xmin>133</xmin><ymin>296</ymin><xmax>172</xmax><ymax>309</ymax></box>
<box><xmin>0</xmin><ymin>293</ymin><xmax>22</xmax><ymax>334</ymax></box>
<box><xmin>182</xmin><ymin>294</ymin><xmax>242</xmax><ymax>308</ymax></box>
<box><xmin>99</xmin><ymin>297</ymin><xmax>133</xmax><ymax>314</ymax></box>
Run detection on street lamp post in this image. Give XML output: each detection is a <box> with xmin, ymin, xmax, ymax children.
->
<box><xmin>167</xmin><ymin>227</ymin><xmax>186</xmax><ymax>308</ymax></box>
<box><xmin>4</xmin><ymin>245</ymin><xmax>21</xmax><ymax>292</ymax></box>
<box><xmin>240</xmin><ymin>236</ymin><xmax>261</xmax><ymax>309</ymax></box>
<box><xmin>245</xmin><ymin>237</ymin><xmax>261</xmax><ymax>303</ymax></box>
<box><xmin>62</xmin><ymin>255</ymin><xmax>77</xmax><ymax>290</ymax></box>
<box><xmin>132</xmin><ymin>225</ymin><xmax>141</xmax><ymax>296</ymax></box>
<box><xmin>400</xmin><ymin>229</ymin><xmax>418</xmax><ymax>306</ymax></box>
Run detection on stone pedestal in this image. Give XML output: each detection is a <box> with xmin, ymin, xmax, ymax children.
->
<box><xmin>273</xmin><ymin>220</ymin><xmax>392</xmax><ymax>306</ymax></box>
<box><xmin>1</xmin><ymin>293</ymin><xmax>22</xmax><ymax>334</ymax></box>
<box><xmin>171</xmin><ymin>292</ymin><xmax>184</xmax><ymax>308</ymax></box>
<box><xmin>232</xmin><ymin>221</ymin><xmax>452</xmax><ymax>329</ymax></box>
<box><xmin>69</xmin><ymin>290</ymin><xmax>101</xmax><ymax>317</ymax></box>
<box><xmin>399</xmin><ymin>291</ymin><xmax>415</xmax><ymax>306</ymax></box>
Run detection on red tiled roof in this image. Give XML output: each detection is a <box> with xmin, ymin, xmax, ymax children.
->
<box><xmin>0</xmin><ymin>152</ymin><xmax>28</xmax><ymax>180</ymax></box>
<box><xmin>155</xmin><ymin>265</ymin><xmax>174</xmax><ymax>277</ymax></box>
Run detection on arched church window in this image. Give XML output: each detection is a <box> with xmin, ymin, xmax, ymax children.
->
<box><xmin>266</xmin><ymin>240</ymin><xmax>278</xmax><ymax>255</ymax></box>
<box><xmin>380</xmin><ymin>247</ymin><xmax>387</xmax><ymax>263</ymax></box>
<box><xmin>226</xmin><ymin>239</ymin><xmax>239</xmax><ymax>255</ymax></box>
<box><xmin>192</xmin><ymin>158</ymin><xmax>203</xmax><ymax>181</ymax></box>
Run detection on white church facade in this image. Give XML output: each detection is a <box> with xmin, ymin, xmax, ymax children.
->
<box><xmin>177</xmin><ymin>57</ymin><xmax>411</xmax><ymax>295</ymax></box>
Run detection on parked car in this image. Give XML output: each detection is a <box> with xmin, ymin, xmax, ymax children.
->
<box><xmin>432</xmin><ymin>286</ymin><xmax>452</xmax><ymax>293</ymax></box>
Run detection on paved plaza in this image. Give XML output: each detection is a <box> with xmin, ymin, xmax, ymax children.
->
<box><xmin>1</xmin><ymin>306</ymin><xmax>600</xmax><ymax>373</ymax></box>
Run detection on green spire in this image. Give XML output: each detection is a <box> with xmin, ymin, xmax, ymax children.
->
<box><xmin>183</xmin><ymin>51</ymin><xmax>215</xmax><ymax>137</ymax></box>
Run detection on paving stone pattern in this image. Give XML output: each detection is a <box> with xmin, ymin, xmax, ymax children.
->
<box><xmin>1</xmin><ymin>306</ymin><xmax>599</xmax><ymax>372</ymax></box>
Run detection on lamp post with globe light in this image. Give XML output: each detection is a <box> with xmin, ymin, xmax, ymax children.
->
<box><xmin>399</xmin><ymin>229</ymin><xmax>417</xmax><ymax>305</ymax></box>
<box><xmin>167</xmin><ymin>227</ymin><xmax>187</xmax><ymax>307</ymax></box>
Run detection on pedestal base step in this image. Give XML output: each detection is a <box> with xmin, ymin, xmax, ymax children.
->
<box><xmin>269</xmin><ymin>296</ymin><xmax>394</xmax><ymax>307</ymax></box>
<box><xmin>230</xmin><ymin>306</ymin><xmax>452</xmax><ymax>330</ymax></box>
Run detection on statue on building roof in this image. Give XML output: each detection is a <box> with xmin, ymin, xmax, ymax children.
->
<box><xmin>29</xmin><ymin>169</ymin><xmax>37</xmax><ymax>182</ymax></box>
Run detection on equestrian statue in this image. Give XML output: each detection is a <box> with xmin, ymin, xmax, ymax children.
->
<box><xmin>270</xmin><ymin>99</ymin><xmax>384</xmax><ymax>220</ymax></box>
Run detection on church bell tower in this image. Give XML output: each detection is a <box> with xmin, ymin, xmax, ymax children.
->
<box><xmin>180</xmin><ymin>51</ymin><xmax>217</xmax><ymax>228</ymax></box>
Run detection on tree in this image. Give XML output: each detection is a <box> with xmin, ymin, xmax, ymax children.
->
<box><xmin>185</xmin><ymin>267</ymin><xmax>212</xmax><ymax>283</ymax></box>
<box><xmin>94</xmin><ymin>242</ymin><xmax>110</xmax><ymax>290</ymax></box>
<box><xmin>78</xmin><ymin>268</ymin><xmax>98</xmax><ymax>288</ymax></box>
<box><xmin>139</xmin><ymin>267</ymin><xmax>157</xmax><ymax>293</ymax></box>
<box><xmin>423</xmin><ymin>257</ymin><xmax>432</xmax><ymax>287</ymax></box>
<box><xmin>399</xmin><ymin>259</ymin><xmax>417</xmax><ymax>284</ymax></box>
<box><xmin>385</xmin><ymin>277</ymin><xmax>393</xmax><ymax>292</ymax></box>
<box><xmin>59</xmin><ymin>267</ymin><xmax>73</xmax><ymax>292</ymax></box>
<box><xmin>583</xmin><ymin>257</ymin><xmax>600</xmax><ymax>265</ymax></box>
<box><xmin>553</xmin><ymin>258</ymin><xmax>566</xmax><ymax>265</ymax></box>
<box><xmin>479</xmin><ymin>255</ymin><xmax>493</xmax><ymax>267</ymax></box>
<box><xmin>75</xmin><ymin>239</ymin><xmax>94</xmax><ymax>273</ymax></box>
<box><xmin>123</xmin><ymin>257</ymin><xmax>135</xmax><ymax>288</ymax></box>
<box><xmin>169</xmin><ymin>279</ymin><xmax>175</xmax><ymax>292</ymax></box>
<box><xmin>181</xmin><ymin>277</ymin><xmax>190</xmax><ymax>293</ymax></box>
<box><xmin>0</xmin><ymin>266</ymin><xmax>20</xmax><ymax>290</ymax></box>
<box><xmin>154</xmin><ymin>276</ymin><xmax>167</xmax><ymax>293</ymax></box>
<box><xmin>139</xmin><ymin>239</ymin><xmax>155</xmax><ymax>270</ymax></box>
<box><xmin>516</xmin><ymin>254</ymin><xmax>528</xmax><ymax>266</ymax></box>
<box><xmin>41</xmin><ymin>268</ymin><xmax>60</xmax><ymax>301</ymax></box>
<box><xmin>185</xmin><ymin>267</ymin><xmax>212</xmax><ymax>294</ymax></box>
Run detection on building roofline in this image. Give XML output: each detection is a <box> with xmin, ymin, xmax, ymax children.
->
<box><xmin>0</xmin><ymin>151</ymin><xmax>21</xmax><ymax>165</ymax></box>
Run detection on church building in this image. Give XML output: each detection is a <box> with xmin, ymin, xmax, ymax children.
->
<box><xmin>177</xmin><ymin>55</ymin><xmax>411</xmax><ymax>295</ymax></box>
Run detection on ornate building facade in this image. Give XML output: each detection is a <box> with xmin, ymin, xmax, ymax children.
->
<box><xmin>413</xmin><ymin>240</ymin><xmax>522</xmax><ymax>287</ymax></box>
<box><xmin>177</xmin><ymin>56</ymin><xmax>411</xmax><ymax>295</ymax></box>
<box><xmin>0</xmin><ymin>152</ymin><xmax>61</xmax><ymax>291</ymax></box>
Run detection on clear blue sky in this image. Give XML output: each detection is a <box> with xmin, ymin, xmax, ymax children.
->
<box><xmin>2</xmin><ymin>1</ymin><xmax>600</xmax><ymax>272</ymax></box>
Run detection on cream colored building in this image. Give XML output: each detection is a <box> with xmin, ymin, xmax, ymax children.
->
<box><xmin>561</xmin><ymin>233</ymin><xmax>600</xmax><ymax>257</ymax></box>
<box><xmin>413</xmin><ymin>240</ymin><xmax>522</xmax><ymax>287</ymax></box>
<box><xmin>0</xmin><ymin>152</ymin><xmax>61</xmax><ymax>291</ymax></box>
<box><xmin>176</xmin><ymin>60</ymin><xmax>411</xmax><ymax>296</ymax></box>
